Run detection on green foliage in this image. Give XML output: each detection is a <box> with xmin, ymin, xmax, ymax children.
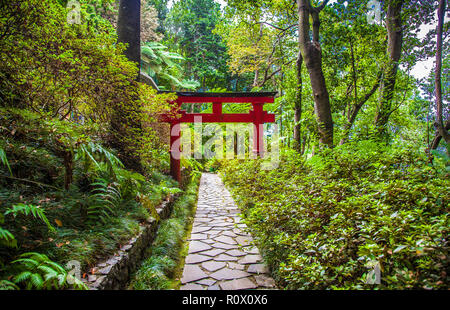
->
<box><xmin>0</xmin><ymin>226</ymin><xmax>17</xmax><ymax>249</ymax></box>
<box><xmin>204</xmin><ymin>157</ymin><xmax>222</xmax><ymax>172</ymax></box>
<box><xmin>0</xmin><ymin>147</ymin><xmax>12</xmax><ymax>175</ymax></box>
<box><xmin>129</xmin><ymin>175</ymin><xmax>200</xmax><ymax>290</ymax></box>
<box><xmin>165</xmin><ymin>0</ymin><xmax>231</xmax><ymax>89</ymax></box>
<box><xmin>11</xmin><ymin>252</ymin><xmax>87</xmax><ymax>290</ymax></box>
<box><xmin>0</xmin><ymin>199</ymin><xmax>89</xmax><ymax>290</ymax></box>
<box><xmin>5</xmin><ymin>203</ymin><xmax>55</xmax><ymax>232</ymax></box>
<box><xmin>0</xmin><ymin>279</ymin><xmax>19</xmax><ymax>290</ymax></box>
<box><xmin>221</xmin><ymin>141</ymin><xmax>449</xmax><ymax>289</ymax></box>
<box><xmin>431</xmin><ymin>146</ymin><xmax>450</xmax><ymax>173</ymax></box>
<box><xmin>141</xmin><ymin>42</ymin><xmax>200</xmax><ymax>90</ymax></box>
<box><xmin>75</xmin><ymin>142</ymin><xmax>124</xmax><ymax>177</ymax></box>
<box><xmin>0</xmin><ymin>202</ymin><xmax>55</xmax><ymax>252</ymax></box>
<box><xmin>181</xmin><ymin>158</ymin><xmax>204</xmax><ymax>182</ymax></box>
<box><xmin>87</xmin><ymin>180</ymin><xmax>121</xmax><ymax>224</ymax></box>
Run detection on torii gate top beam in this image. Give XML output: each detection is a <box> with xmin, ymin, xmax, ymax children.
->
<box><xmin>159</xmin><ymin>91</ymin><xmax>277</xmax><ymax>183</ymax></box>
<box><xmin>159</xmin><ymin>91</ymin><xmax>277</xmax><ymax>124</ymax></box>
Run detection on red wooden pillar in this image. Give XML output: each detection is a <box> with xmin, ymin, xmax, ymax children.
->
<box><xmin>170</xmin><ymin>122</ymin><xmax>181</xmax><ymax>184</ymax></box>
<box><xmin>213</xmin><ymin>102</ymin><xmax>222</xmax><ymax>115</ymax></box>
<box><xmin>252</xmin><ymin>102</ymin><xmax>264</xmax><ymax>157</ymax></box>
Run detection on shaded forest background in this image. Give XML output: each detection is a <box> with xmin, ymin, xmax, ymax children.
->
<box><xmin>0</xmin><ymin>0</ymin><xmax>448</xmax><ymax>290</ymax></box>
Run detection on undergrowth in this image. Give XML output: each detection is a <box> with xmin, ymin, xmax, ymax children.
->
<box><xmin>0</xmin><ymin>108</ymin><xmax>179</xmax><ymax>289</ymax></box>
<box><xmin>220</xmin><ymin>140</ymin><xmax>449</xmax><ymax>290</ymax></box>
<box><xmin>128</xmin><ymin>174</ymin><xmax>200</xmax><ymax>290</ymax></box>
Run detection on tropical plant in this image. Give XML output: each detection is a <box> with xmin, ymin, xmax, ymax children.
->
<box><xmin>0</xmin><ymin>279</ymin><xmax>19</xmax><ymax>290</ymax></box>
<box><xmin>12</xmin><ymin>252</ymin><xmax>87</xmax><ymax>290</ymax></box>
<box><xmin>129</xmin><ymin>175</ymin><xmax>199</xmax><ymax>290</ymax></box>
<box><xmin>4</xmin><ymin>204</ymin><xmax>55</xmax><ymax>232</ymax></box>
<box><xmin>75</xmin><ymin>141</ymin><xmax>124</xmax><ymax>178</ymax></box>
<box><xmin>0</xmin><ymin>226</ymin><xmax>17</xmax><ymax>249</ymax></box>
<box><xmin>181</xmin><ymin>158</ymin><xmax>204</xmax><ymax>182</ymax></box>
<box><xmin>220</xmin><ymin>141</ymin><xmax>449</xmax><ymax>289</ymax></box>
<box><xmin>87</xmin><ymin>179</ymin><xmax>122</xmax><ymax>224</ymax></box>
<box><xmin>141</xmin><ymin>42</ymin><xmax>200</xmax><ymax>90</ymax></box>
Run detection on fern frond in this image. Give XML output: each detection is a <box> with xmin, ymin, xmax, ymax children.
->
<box><xmin>5</xmin><ymin>204</ymin><xmax>55</xmax><ymax>231</ymax></box>
<box><xmin>38</xmin><ymin>266</ymin><xmax>58</xmax><ymax>279</ymax></box>
<box><xmin>30</xmin><ymin>273</ymin><xmax>44</xmax><ymax>289</ymax></box>
<box><xmin>0</xmin><ymin>279</ymin><xmax>19</xmax><ymax>290</ymax></box>
<box><xmin>0</xmin><ymin>227</ymin><xmax>17</xmax><ymax>248</ymax></box>
<box><xmin>0</xmin><ymin>147</ymin><xmax>12</xmax><ymax>175</ymax></box>
<box><xmin>11</xmin><ymin>258</ymin><xmax>39</xmax><ymax>269</ymax></box>
<box><xmin>13</xmin><ymin>271</ymin><xmax>32</xmax><ymax>283</ymax></box>
<box><xmin>46</xmin><ymin>261</ymin><xmax>66</xmax><ymax>273</ymax></box>
<box><xmin>11</xmin><ymin>252</ymin><xmax>88</xmax><ymax>290</ymax></box>
<box><xmin>57</xmin><ymin>273</ymin><xmax>67</xmax><ymax>287</ymax></box>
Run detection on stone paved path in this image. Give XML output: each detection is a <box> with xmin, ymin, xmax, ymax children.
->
<box><xmin>180</xmin><ymin>173</ymin><xmax>276</xmax><ymax>290</ymax></box>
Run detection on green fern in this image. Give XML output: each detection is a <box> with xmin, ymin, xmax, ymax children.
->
<box><xmin>87</xmin><ymin>180</ymin><xmax>121</xmax><ymax>224</ymax></box>
<box><xmin>0</xmin><ymin>227</ymin><xmax>17</xmax><ymax>248</ymax></box>
<box><xmin>12</xmin><ymin>252</ymin><xmax>87</xmax><ymax>290</ymax></box>
<box><xmin>115</xmin><ymin>168</ymin><xmax>146</xmax><ymax>198</ymax></box>
<box><xmin>75</xmin><ymin>141</ymin><xmax>124</xmax><ymax>178</ymax></box>
<box><xmin>4</xmin><ymin>203</ymin><xmax>55</xmax><ymax>232</ymax></box>
<box><xmin>0</xmin><ymin>147</ymin><xmax>12</xmax><ymax>175</ymax></box>
<box><xmin>0</xmin><ymin>279</ymin><xmax>19</xmax><ymax>290</ymax></box>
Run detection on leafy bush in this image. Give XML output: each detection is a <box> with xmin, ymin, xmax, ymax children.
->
<box><xmin>220</xmin><ymin>140</ymin><xmax>449</xmax><ymax>289</ymax></box>
<box><xmin>0</xmin><ymin>107</ymin><xmax>182</xmax><ymax>288</ymax></box>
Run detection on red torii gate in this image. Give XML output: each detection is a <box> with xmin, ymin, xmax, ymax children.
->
<box><xmin>160</xmin><ymin>92</ymin><xmax>277</xmax><ymax>183</ymax></box>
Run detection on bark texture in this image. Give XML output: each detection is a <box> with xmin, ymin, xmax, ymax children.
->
<box><xmin>293</xmin><ymin>51</ymin><xmax>303</xmax><ymax>152</ymax></box>
<box><xmin>110</xmin><ymin>0</ymin><xmax>143</xmax><ymax>172</ymax></box>
<box><xmin>297</xmin><ymin>0</ymin><xmax>333</xmax><ymax>147</ymax></box>
<box><xmin>431</xmin><ymin>0</ymin><xmax>450</xmax><ymax>150</ymax></box>
<box><xmin>374</xmin><ymin>0</ymin><xmax>404</xmax><ymax>136</ymax></box>
<box><xmin>117</xmin><ymin>0</ymin><xmax>141</xmax><ymax>68</ymax></box>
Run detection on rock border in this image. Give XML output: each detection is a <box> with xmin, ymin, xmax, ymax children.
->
<box><xmin>85</xmin><ymin>194</ymin><xmax>176</xmax><ymax>290</ymax></box>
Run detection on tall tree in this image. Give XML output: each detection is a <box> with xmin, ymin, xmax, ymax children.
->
<box><xmin>117</xmin><ymin>0</ymin><xmax>141</xmax><ymax>69</ymax></box>
<box><xmin>431</xmin><ymin>0</ymin><xmax>450</xmax><ymax>151</ymax></box>
<box><xmin>166</xmin><ymin>0</ymin><xmax>230</xmax><ymax>89</ymax></box>
<box><xmin>374</xmin><ymin>0</ymin><xmax>404</xmax><ymax>137</ymax></box>
<box><xmin>293</xmin><ymin>51</ymin><xmax>303</xmax><ymax>151</ymax></box>
<box><xmin>111</xmin><ymin>0</ymin><xmax>143</xmax><ymax>172</ymax></box>
<box><xmin>297</xmin><ymin>0</ymin><xmax>333</xmax><ymax>147</ymax></box>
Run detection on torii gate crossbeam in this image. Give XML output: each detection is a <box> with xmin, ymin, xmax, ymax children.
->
<box><xmin>159</xmin><ymin>91</ymin><xmax>277</xmax><ymax>183</ymax></box>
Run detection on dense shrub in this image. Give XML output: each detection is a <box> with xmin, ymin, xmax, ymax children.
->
<box><xmin>0</xmin><ymin>108</ymin><xmax>180</xmax><ymax>289</ymax></box>
<box><xmin>220</xmin><ymin>140</ymin><xmax>449</xmax><ymax>289</ymax></box>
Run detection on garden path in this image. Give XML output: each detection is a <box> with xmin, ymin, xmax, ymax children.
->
<box><xmin>179</xmin><ymin>173</ymin><xmax>276</xmax><ymax>290</ymax></box>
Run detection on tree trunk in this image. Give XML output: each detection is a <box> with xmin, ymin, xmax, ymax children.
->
<box><xmin>432</xmin><ymin>0</ymin><xmax>450</xmax><ymax>151</ymax></box>
<box><xmin>297</xmin><ymin>0</ymin><xmax>333</xmax><ymax>148</ymax></box>
<box><xmin>374</xmin><ymin>0</ymin><xmax>403</xmax><ymax>136</ymax></box>
<box><xmin>253</xmin><ymin>69</ymin><xmax>259</xmax><ymax>88</ymax></box>
<box><xmin>431</xmin><ymin>120</ymin><xmax>450</xmax><ymax>150</ymax></box>
<box><xmin>340</xmin><ymin>74</ymin><xmax>381</xmax><ymax>145</ymax></box>
<box><xmin>111</xmin><ymin>0</ymin><xmax>143</xmax><ymax>172</ymax></box>
<box><xmin>117</xmin><ymin>0</ymin><xmax>141</xmax><ymax>68</ymax></box>
<box><xmin>293</xmin><ymin>51</ymin><xmax>303</xmax><ymax>152</ymax></box>
<box><xmin>63</xmin><ymin>150</ymin><xmax>73</xmax><ymax>190</ymax></box>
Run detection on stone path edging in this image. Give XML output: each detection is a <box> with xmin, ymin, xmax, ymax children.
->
<box><xmin>86</xmin><ymin>194</ymin><xmax>176</xmax><ymax>290</ymax></box>
<box><xmin>180</xmin><ymin>173</ymin><xmax>276</xmax><ymax>290</ymax></box>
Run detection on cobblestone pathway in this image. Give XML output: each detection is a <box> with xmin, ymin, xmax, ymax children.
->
<box><xmin>180</xmin><ymin>173</ymin><xmax>276</xmax><ymax>290</ymax></box>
